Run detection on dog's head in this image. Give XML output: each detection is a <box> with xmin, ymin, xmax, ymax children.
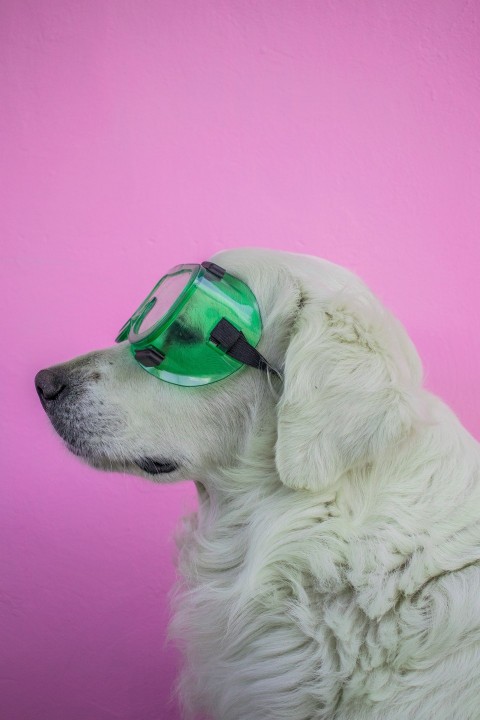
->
<box><xmin>35</xmin><ymin>248</ymin><xmax>423</xmax><ymax>491</ymax></box>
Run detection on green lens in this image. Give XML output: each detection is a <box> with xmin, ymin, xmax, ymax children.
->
<box><xmin>130</xmin><ymin>266</ymin><xmax>197</xmax><ymax>342</ymax></box>
<box><xmin>120</xmin><ymin>263</ymin><xmax>262</xmax><ymax>386</ymax></box>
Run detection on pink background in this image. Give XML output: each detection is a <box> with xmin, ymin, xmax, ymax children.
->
<box><xmin>1</xmin><ymin>1</ymin><xmax>479</xmax><ymax>719</ymax></box>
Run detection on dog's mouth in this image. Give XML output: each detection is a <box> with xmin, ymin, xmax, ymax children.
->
<box><xmin>134</xmin><ymin>457</ymin><xmax>179</xmax><ymax>475</ymax></box>
<box><xmin>68</xmin><ymin>445</ymin><xmax>179</xmax><ymax>476</ymax></box>
<box><xmin>35</xmin><ymin>366</ymin><xmax>182</xmax><ymax>479</ymax></box>
<box><xmin>35</xmin><ymin>378</ymin><xmax>180</xmax><ymax>477</ymax></box>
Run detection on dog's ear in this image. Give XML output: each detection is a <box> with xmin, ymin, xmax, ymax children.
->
<box><xmin>275</xmin><ymin>282</ymin><xmax>422</xmax><ymax>492</ymax></box>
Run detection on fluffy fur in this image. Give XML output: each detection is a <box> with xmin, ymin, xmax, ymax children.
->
<box><xmin>38</xmin><ymin>249</ymin><xmax>480</xmax><ymax>719</ymax></box>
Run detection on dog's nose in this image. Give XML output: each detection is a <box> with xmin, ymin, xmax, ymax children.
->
<box><xmin>35</xmin><ymin>368</ymin><xmax>68</xmax><ymax>408</ymax></box>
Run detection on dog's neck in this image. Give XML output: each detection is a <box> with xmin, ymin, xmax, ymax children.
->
<box><xmin>185</xmin><ymin>402</ymin><xmax>480</xmax><ymax>622</ymax></box>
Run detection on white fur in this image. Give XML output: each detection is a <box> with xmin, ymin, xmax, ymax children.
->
<box><xmin>47</xmin><ymin>249</ymin><xmax>480</xmax><ymax>719</ymax></box>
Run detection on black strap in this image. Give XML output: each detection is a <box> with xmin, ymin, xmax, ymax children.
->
<box><xmin>210</xmin><ymin>318</ymin><xmax>277</xmax><ymax>375</ymax></box>
<box><xmin>201</xmin><ymin>261</ymin><xmax>226</xmax><ymax>279</ymax></box>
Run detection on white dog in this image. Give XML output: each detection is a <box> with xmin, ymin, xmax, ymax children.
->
<box><xmin>35</xmin><ymin>248</ymin><xmax>480</xmax><ymax>719</ymax></box>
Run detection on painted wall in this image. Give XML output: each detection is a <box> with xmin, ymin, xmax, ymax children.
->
<box><xmin>1</xmin><ymin>1</ymin><xmax>479</xmax><ymax>718</ymax></box>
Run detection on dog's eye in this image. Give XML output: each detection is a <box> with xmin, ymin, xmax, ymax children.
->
<box><xmin>166</xmin><ymin>321</ymin><xmax>202</xmax><ymax>345</ymax></box>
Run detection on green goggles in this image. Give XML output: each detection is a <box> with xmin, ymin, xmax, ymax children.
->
<box><xmin>115</xmin><ymin>261</ymin><xmax>277</xmax><ymax>387</ymax></box>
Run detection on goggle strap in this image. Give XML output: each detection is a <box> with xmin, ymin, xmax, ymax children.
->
<box><xmin>201</xmin><ymin>261</ymin><xmax>226</xmax><ymax>280</ymax></box>
<box><xmin>210</xmin><ymin>318</ymin><xmax>280</xmax><ymax>377</ymax></box>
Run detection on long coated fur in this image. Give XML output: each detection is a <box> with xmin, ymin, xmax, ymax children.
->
<box><xmin>38</xmin><ymin>248</ymin><xmax>480</xmax><ymax>720</ymax></box>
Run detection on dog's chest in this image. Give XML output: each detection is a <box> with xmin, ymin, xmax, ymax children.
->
<box><xmin>172</xmin><ymin>501</ymin><xmax>457</xmax><ymax>719</ymax></box>
<box><xmin>172</xmin><ymin>510</ymin><xmax>363</xmax><ymax>717</ymax></box>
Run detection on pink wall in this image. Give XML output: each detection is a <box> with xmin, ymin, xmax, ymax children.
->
<box><xmin>2</xmin><ymin>1</ymin><xmax>479</xmax><ymax>718</ymax></box>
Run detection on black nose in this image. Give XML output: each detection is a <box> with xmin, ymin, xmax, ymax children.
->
<box><xmin>35</xmin><ymin>368</ymin><xmax>68</xmax><ymax>408</ymax></box>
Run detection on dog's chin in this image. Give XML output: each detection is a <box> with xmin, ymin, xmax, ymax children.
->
<box><xmin>63</xmin><ymin>441</ymin><xmax>178</xmax><ymax>477</ymax></box>
<box><xmin>44</xmin><ymin>405</ymin><xmax>180</xmax><ymax>478</ymax></box>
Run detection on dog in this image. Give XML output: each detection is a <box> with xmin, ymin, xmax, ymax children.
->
<box><xmin>35</xmin><ymin>248</ymin><xmax>480</xmax><ymax>719</ymax></box>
